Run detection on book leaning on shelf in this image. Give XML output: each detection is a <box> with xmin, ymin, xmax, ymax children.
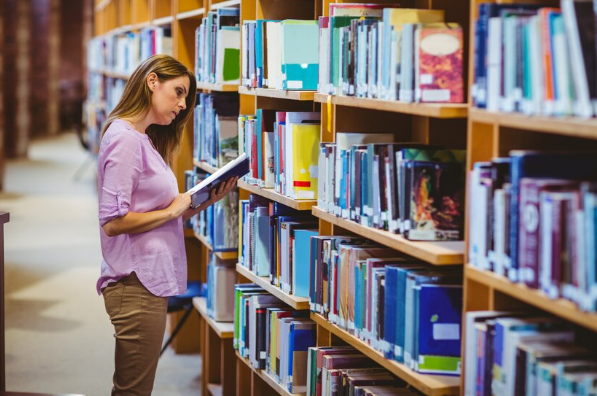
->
<box><xmin>308</xmin><ymin>237</ymin><xmax>463</xmax><ymax>375</ymax></box>
<box><xmin>234</xmin><ymin>285</ymin><xmax>316</xmax><ymax>393</ymax></box>
<box><xmin>238</xmin><ymin>194</ymin><xmax>318</xmax><ymax>294</ymax></box>
<box><xmin>195</xmin><ymin>8</ymin><xmax>241</xmax><ymax>85</ymax></box>
<box><xmin>206</xmin><ymin>254</ymin><xmax>236</xmax><ymax>322</ymax></box>
<box><xmin>468</xmin><ymin>151</ymin><xmax>597</xmax><ymax>311</ymax></box>
<box><xmin>317</xmin><ymin>134</ymin><xmax>466</xmax><ymax>241</ymax></box>
<box><xmin>239</xmin><ymin>110</ymin><xmax>321</xmax><ymax>200</ymax></box>
<box><xmin>471</xmin><ymin>1</ymin><xmax>597</xmax><ymax>117</ymax></box>
<box><xmin>318</xmin><ymin>4</ymin><xmax>464</xmax><ymax>104</ymax></box>
<box><xmin>463</xmin><ymin>312</ymin><xmax>597</xmax><ymax>396</ymax></box>
<box><xmin>194</xmin><ymin>92</ymin><xmax>240</xmax><ymax>168</ymax></box>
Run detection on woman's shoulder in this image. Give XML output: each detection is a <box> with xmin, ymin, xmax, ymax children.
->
<box><xmin>104</xmin><ymin>119</ymin><xmax>147</xmax><ymax>143</ymax></box>
<box><xmin>100</xmin><ymin>120</ymin><xmax>148</xmax><ymax>160</ymax></box>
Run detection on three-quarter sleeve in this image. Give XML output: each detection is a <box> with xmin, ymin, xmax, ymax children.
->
<box><xmin>98</xmin><ymin>132</ymin><xmax>144</xmax><ymax>227</ymax></box>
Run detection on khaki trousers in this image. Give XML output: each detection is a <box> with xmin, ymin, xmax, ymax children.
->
<box><xmin>102</xmin><ymin>273</ymin><xmax>168</xmax><ymax>396</ymax></box>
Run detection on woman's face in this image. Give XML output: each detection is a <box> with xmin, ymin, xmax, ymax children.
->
<box><xmin>149</xmin><ymin>74</ymin><xmax>190</xmax><ymax>125</ymax></box>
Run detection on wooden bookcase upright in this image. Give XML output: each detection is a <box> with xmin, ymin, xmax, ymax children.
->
<box><xmin>462</xmin><ymin>0</ymin><xmax>597</xmax><ymax>391</ymax></box>
<box><xmin>234</xmin><ymin>1</ymin><xmax>470</xmax><ymax>396</ymax></box>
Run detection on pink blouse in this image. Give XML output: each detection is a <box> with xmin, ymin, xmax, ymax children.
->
<box><xmin>96</xmin><ymin>119</ymin><xmax>187</xmax><ymax>297</ymax></box>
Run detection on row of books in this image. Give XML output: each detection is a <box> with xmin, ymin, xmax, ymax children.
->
<box><xmin>239</xmin><ymin>110</ymin><xmax>321</xmax><ymax>200</ymax></box>
<box><xmin>195</xmin><ymin>8</ymin><xmax>241</xmax><ymax>85</ymax></box>
<box><xmin>241</xmin><ymin>19</ymin><xmax>319</xmax><ymax>90</ymax></box>
<box><xmin>206</xmin><ymin>254</ymin><xmax>236</xmax><ymax>322</ymax></box>
<box><xmin>471</xmin><ymin>1</ymin><xmax>597</xmax><ymax>117</ymax></box>
<box><xmin>184</xmin><ymin>170</ymin><xmax>240</xmax><ymax>252</ymax></box>
<box><xmin>193</xmin><ymin>92</ymin><xmax>239</xmax><ymax>169</ymax></box>
<box><xmin>234</xmin><ymin>284</ymin><xmax>316</xmax><ymax>393</ymax></box>
<box><xmin>468</xmin><ymin>151</ymin><xmax>597</xmax><ymax>312</ymax></box>
<box><xmin>318</xmin><ymin>5</ymin><xmax>464</xmax><ymax>103</ymax></box>
<box><xmin>317</xmin><ymin>137</ymin><xmax>466</xmax><ymax>241</ymax></box>
<box><xmin>309</xmin><ymin>236</ymin><xmax>463</xmax><ymax>375</ymax></box>
<box><xmin>238</xmin><ymin>195</ymin><xmax>318</xmax><ymax>297</ymax></box>
<box><xmin>87</xmin><ymin>27</ymin><xmax>173</xmax><ymax>76</ymax></box>
<box><xmin>464</xmin><ymin>311</ymin><xmax>597</xmax><ymax>396</ymax></box>
<box><xmin>306</xmin><ymin>346</ymin><xmax>417</xmax><ymax>396</ymax></box>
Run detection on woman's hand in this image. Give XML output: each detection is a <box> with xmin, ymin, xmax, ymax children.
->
<box><xmin>168</xmin><ymin>193</ymin><xmax>192</xmax><ymax>219</ymax></box>
<box><xmin>182</xmin><ymin>176</ymin><xmax>239</xmax><ymax>221</ymax></box>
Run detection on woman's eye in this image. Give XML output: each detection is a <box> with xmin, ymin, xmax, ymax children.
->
<box><xmin>176</xmin><ymin>89</ymin><xmax>183</xmax><ymax>96</ymax></box>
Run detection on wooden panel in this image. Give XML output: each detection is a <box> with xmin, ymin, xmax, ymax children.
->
<box><xmin>257</xmin><ymin>0</ymin><xmax>315</xmax><ymax>20</ymax></box>
<box><xmin>466</xmin><ymin>120</ymin><xmax>494</xmax><ymax>171</ymax></box>
<box><xmin>496</xmin><ymin>126</ymin><xmax>597</xmax><ymax>158</ymax></box>
<box><xmin>0</xmin><ymin>213</ymin><xmax>9</xmax><ymax>391</ymax></box>
<box><xmin>236</xmin><ymin>264</ymin><xmax>310</xmax><ymax>310</ymax></box>
<box><xmin>238</xmin><ymin>180</ymin><xmax>316</xmax><ymax>210</ymax></box>
<box><xmin>167</xmin><ymin>309</ymin><xmax>201</xmax><ymax>353</ymax></box>
<box><xmin>178</xmin><ymin>0</ymin><xmax>203</xmax><ymax>13</ymax></box>
<box><xmin>221</xmin><ymin>339</ymin><xmax>236</xmax><ymax>396</ymax></box>
<box><xmin>193</xmin><ymin>297</ymin><xmax>236</xmax><ymax>337</ymax></box>
<box><xmin>155</xmin><ymin>0</ymin><xmax>173</xmax><ymax>18</ymax></box>
<box><xmin>326</xmin><ymin>95</ymin><xmax>468</xmax><ymax>118</ymax></box>
<box><xmin>236</xmin><ymin>356</ymin><xmax>253</xmax><ymax>396</ymax></box>
<box><xmin>335</xmin><ymin>106</ymin><xmax>410</xmax><ymax>135</ymax></box>
<box><xmin>131</xmin><ymin>0</ymin><xmax>150</xmax><ymax>24</ymax></box>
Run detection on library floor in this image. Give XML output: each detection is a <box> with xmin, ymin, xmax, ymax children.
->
<box><xmin>1</xmin><ymin>133</ymin><xmax>201</xmax><ymax>396</ymax></box>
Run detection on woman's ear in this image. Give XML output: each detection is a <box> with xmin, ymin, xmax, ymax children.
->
<box><xmin>147</xmin><ymin>72</ymin><xmax>158</xmax><ymax>92</ymax></box>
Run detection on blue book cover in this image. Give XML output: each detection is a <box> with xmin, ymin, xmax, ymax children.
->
<box><xmin>281</xmin><ymin>20</ymin><xmax>319</xmax><ymax>90</ymax></box>
<box><xmin>509</xmin><ymin>151</ymin><xmax>597</xmax><ymax>281</ymax></box>
<box><xmin>254</xmin><ymin>207</ymin><xmax>270</xmax><ymax>276</ymax></box>
<box><xmin>287</xmin><ymin>322</ymin><xmax>316</xmax><ymax>393</ymax></box>
<box><xmin>255</xmin><ymin>20</ymin><xmax>279</xmax><ymax>87</ymax></box>
<box><xmin>383</xmin><ymin>267</ymin><xmax>399</xmax><ymax>359</ymax></box>
<box><xmin>293</xmin><ymin>229</ymin><xmax>319</xmax><ymax>298</ymax></box>
<box><xmin>416</xmin><ymin>284</ymin><xmax>463</xmax><ymax>375</ymax></box>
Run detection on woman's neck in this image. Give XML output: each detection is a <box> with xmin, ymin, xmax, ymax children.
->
<box><xmin>121</xmin><ymin>112</ymin><xmax>153</xmax><ymax>134</ymax></box>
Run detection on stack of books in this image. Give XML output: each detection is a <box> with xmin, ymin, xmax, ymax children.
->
<box><xmin>318</xmin><ymin>139</ymin><xmax>466</xmax><ymax>241</ymax></box>
<box><xmin>309</xmin><ymin>237</ymin><xmax>463</xmax><ymax>375</ymax></box>
<box><xmin>239</xmin><ymin>110</ymin><xmax>321</xmax><ymax>200</ymax></box>
<box><xmin>469</xmin><ymin>151</ymin><xmax>597</xmax><ymax>312</ymax></box>
<box><xmin>318</xmin><ymin>4</ymin><xmax>464</xmax><ymax>104</ymax></box>
<box><xmin>195</xmin><ymin>8</ymin><xmax>241</xmax><ymax>85</ymax></box>
<box><xmin>242</xmin><ymin>19</ymin><xmax>319</xmax><ymax>90</ymax></box>
<box><xmin>471</xmin><ymin>1</ymin><xmax>597</xmax><ymax>117</ymax></box>
<box><xmin>238</xmin><ymin>195</ymin><xmax>318</xmax><ymax>296</ymax></box>
<box><xmin>307</xmin><ymin>347</ymin><xmax>418</xmax><ymax>396</ymax></box>
<box><xmin>464</xmin><ymin>312</ymin><xmax>597</xmax><ymax>396</ymax></box>
<box><xmin>194</xmin><ymin>92</ymin><xmax>240</xmax><ymax>169</ymax></box>
<box><xmin>234</xmin><ymin>284</ymin><xmax>315</xmax><ymax>393</ymax></box>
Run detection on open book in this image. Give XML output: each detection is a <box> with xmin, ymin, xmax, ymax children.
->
<box><xmin>187</xmin><ymin>153</ymin><xmax>250</xmax><ymax>208</ymax></box>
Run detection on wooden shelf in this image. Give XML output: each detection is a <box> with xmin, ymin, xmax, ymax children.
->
<box><xmin>236</xmin><ymin>264</ymin><xmax>310</xmax><ymax>310</ymax></box>
<box><xmin>194</xmin><ymin>231</ymin><xmax>239</xmax><ymax>260</ymax></box>
<box><xmin>211</xmin><ymin>0</ymin><xmax>241</xmax><ymax>9</ymax></box>
<box><xmin>152</xmin><ymin>15</ymin><xmax>174</xmax><ymax>26</ymax></box>
<box><xmin>197</xmin><ymin>81</ymin><xmax>240</xmax><ymax>92</ymax></box>
<box><xmin>314</xmin><ymin>94</ymin><xmax>468</xmax><ymax>119</ymax></box>
<box><xmin>193</xmin><ymin>159</ymin><xmax>220</xmax><ymax>174</ymax></box>
<box><xmin>238</xmin><ymin>86</ymin><xmax>316</xmax><ymax>101</ymax></box>
<box><xmin>310</xmin><ymin>313</ymin><xmax>460</xmax><ymax>396</ymax></box>
<box><xmin>311</xmin><ymin>207</ymin><xmax>464</xmax><ymax>265</ymax></box>
<box><xmin>236</xmin><ymin>352</ymin><xmax>303</xmax><ymax>396</ymax></box>
<box><xmin>102</xmin><ymin>69</ymin><xmax>130</xmax><ymax>80</ymax></box>
<box><xmin>466</xmin><ymin>265</ymin><xmax>597</xmax><ymax>333</ymax></box>
<box><xmin>237</xmin><ymin>180</ymin><xmax>316</xmax><ymax>211</ymax></box>
<box><xmin>184</xmin><ymin>228</ymin><xmax>195</xmax><ymax>238</ymax></box>
<box><xmin>469</xmin><ymin>108</ymin><xmax>597</xmax><ymax>140</ymax></box>
<box><xmin>208</xmin><ymin>383</ymin><xmax>223</xmax><ymax>396</ymax></box>
<box><xmin>176</xmin><ymin>8</ymin><xmax>205</xmax><ymax>20</ymax></box>
<box><xmin>192</xmin><ymin>297</ymin><xmax>235</xmax><ymax>339</ymax></box>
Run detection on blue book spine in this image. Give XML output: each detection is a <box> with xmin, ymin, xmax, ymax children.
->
<box><xmin>294</xmin><ymin>230</ymin><xmax>319</xmax><ymax>298</ymax></box>
<box><xmin>339</xmin><ymin>151</ymin><xmax>348</xmax><ymax>211</ymax></box>
<box><xmin>309</xmin><ymin>237</ymin><xmax>319</xmax><ymax>308</ymax></box>
<box><xmin>255</xmin><ymin>21</ymin><xmax>264</xmax><ymax>88</ymax></box>
<box><xmin>394</xmin><ymin>268</ymin><xmax>409</xmax><ymax>363</ymax></box>
<box><xmin>354</xmin><ymin>263</ymin><xmax>361</xmax><ymax>333</ymax></box>
<box><xmin>383</xmin><ymin>267</ymin><xmax>399</xmax><ymax>359</ymax></box>
<box><xmin>474</xmin><ymin>3</ymin><xmax>488</xmax><ymax>108</ymax></box>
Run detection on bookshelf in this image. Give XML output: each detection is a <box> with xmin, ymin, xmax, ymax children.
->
<box><xmin>312</xmin><ymin>207</ymin><xmax>465</xmax><ymax>265</ymax></box>
<box><xmin>193</xmin><ymin>159</ymin><xmax>220</xmax><ymax>174</ymax></box>
<box><xmin>237</xmin><ymin>180</ymin><xmax>316</xmax><ymax>211</ymax></box>
<box><xmin>194</xmin><ymin>231</ymin><xmax>239</xmax><ymax>260</ymax></box>
<box><xmin>238</xmin><ymin>87</ymin><xmax>317</xmax><ymax>101</ymax></box>
<box><xmin>197</xmin><ymin>82</ymin><xmax>240</xmax><ymax>92</ymax></box>
<box><xmin>236</xmin><ymin>351</ymin><xmax>304</xmax><ymax>396</ymax></box>
<box><xmin>194</xmin><ymin>297</ymin><xmax>236</xmax><ymax>396</ymax></box>
<box><xmin>236</xmin><ymin>264</ymin><xmax>310</xmax><ymax>310</ymax></box>
<box><xmin>314</xmin><ymin>94</ymin><xmax>469</xmax><ymax>119</ymax></box>
<box><xmin>310</xmin><ymin>313</ymin><xmax>460</xmax><ymax>396</ymax></box>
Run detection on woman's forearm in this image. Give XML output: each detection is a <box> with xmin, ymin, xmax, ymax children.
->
<box><xmin>182</xmin><ymin>199</ymin><xmax>212</xmax><ymax>221</ymax></box>
<box><xmin>103</xmin><ymin>209</ymin><xmax>174</xmax><ymax>236</ymax></box>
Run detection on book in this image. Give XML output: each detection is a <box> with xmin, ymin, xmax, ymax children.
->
<box><xmin>188</xmin><ymin>152</ymin><xmax>250</xmax><ymax>208</ymax></box>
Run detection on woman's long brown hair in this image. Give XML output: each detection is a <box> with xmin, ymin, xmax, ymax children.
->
<box><xmin>101</xmin><ymin>54</ymin><xmax>197</xmax><ymax>166</ymax></box>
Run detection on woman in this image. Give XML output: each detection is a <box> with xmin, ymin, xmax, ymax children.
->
<box><xmin>97</xmin><ymin>54</ymin><xmax>238</xmax><ymax>395</ymax></box>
